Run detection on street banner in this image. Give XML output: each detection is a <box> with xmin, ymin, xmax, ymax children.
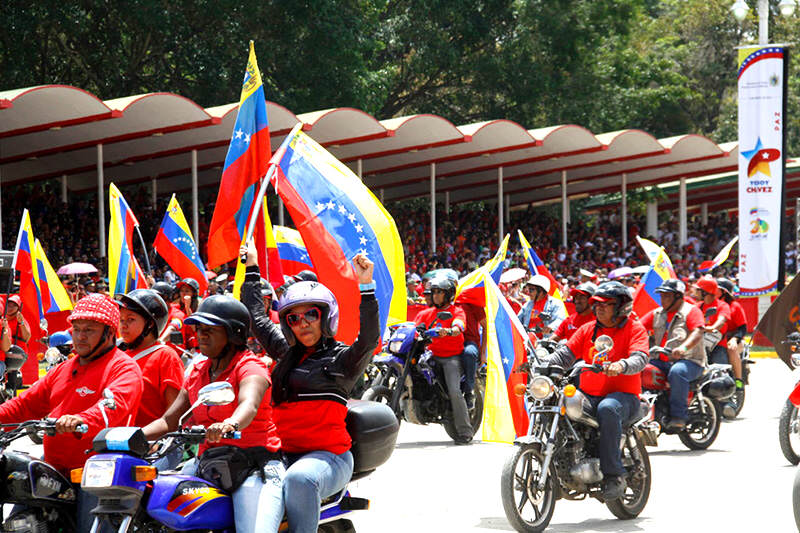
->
<box><xmin>754</xmin><ymin>273</ymin><xmax>800</xmax><ymax>369</ymax></box>
<box><xmin>737</xmin><ymin>45</ymin><xmax>788</xmax><ymax>296</ymax></box>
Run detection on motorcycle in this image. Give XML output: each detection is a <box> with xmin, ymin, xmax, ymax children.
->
<box><xmin>0</xmin><ymin>418</ymin><xmax>88</xmax><ymax>531</ymax></box>
<box><xmin>79</xmin><ymin>382</ymin><xmax>399</xmax><ymax>533</ymax></box>
<box><xmin>0</xmin><ymin>344</ymin><xmax>27</xmax><ymax>404</ymax></box>
<box><xmin>42</xmin><ymin>331</ymin><xmax>73</xmax><ymax>373</ymax></box>
<box><xmin>360</xmin><ymin>312</ymin><xmax>484</xmax><ymax>442</ymax></box>
<box><xmin>639</xmin><ymin>338</ymin><xmax>735</xmax><ymax>450</ymax></box>
<box><xmin>778</xmin><ymin>333</ymin><xmax>800</xmax><ymax>465</ymax></box>
<box><xmin>500</xmin><ymin>335</ymin><xmax>651</xmax><ymax>532</ymax></box>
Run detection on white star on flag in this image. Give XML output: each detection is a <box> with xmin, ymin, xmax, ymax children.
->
<box><xmin>359</xmin><ymin>236</ymin><xmax>367</xmax><ymax>245</ymax></box>
<box><xmin>338</xmin><ymin>204</ymin><xmax>347</xmax><ymax>214</ymax></box>
<box><xmin>355</xmin><ymin>224</ymin><xmax>363</xmax><ymax>233</ymax></box>
<box><xmin>316</xmin><ymin>202</ymin><xmax>326</xmax><ymax>212</ymax></box>
<box><xmin>327</xmin><ymin>200</ymin><xmax>336</xmax><ymax>210</ymax></box>
<box><xmin>244</xmin><ymin>133</ymin><xmax>251</xmax><ymax>144</ymax></box>
<box><xmin>234</xmin><ymin>129</ymin><xmax>243</xmax><ymax>139</ymax></box>
<box><xmin>347</xmin><ymin>213</ymin><xmax>356</xmax><ymax>222</ymax></box>
<box><xmin>503</xmin><ymin>357</ymin><xmax>510</xmax><ymax>365</ymax></box>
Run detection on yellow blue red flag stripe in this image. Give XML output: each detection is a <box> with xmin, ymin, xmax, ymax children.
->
<box><xmin>154</xmin><ymin>194</ymin><xmax>208</xmax><ymax>293</ymax></box>
<box><xmin>108</xmin><ymin>183</ymin><xmax>147</xmax><ymax>297</ymax></box>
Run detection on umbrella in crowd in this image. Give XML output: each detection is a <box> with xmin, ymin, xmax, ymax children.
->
<box><xmin>56</xmin><ymin>262</ymin><xmax>98</xmax><ymax>276</ymax></box>
<box><xmin>608</xmin><ymin>266</ymin><xmax>634</xmax><ymax>280</ymax></box>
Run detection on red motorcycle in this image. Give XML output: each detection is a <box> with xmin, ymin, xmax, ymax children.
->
<box><xmin>778</xmin><ymin>333</ymin><xmax>800</xmax><ymax>464</ymax></box>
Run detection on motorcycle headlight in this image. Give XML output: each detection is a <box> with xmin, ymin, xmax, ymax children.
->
<box><xmin>529</xmin><ymin>375</ymin><xmax>554</xmax><ymax>401</ymax></box>
<box><xmin>534</xmin><ymin>347</ymin><xmax>550</xmax><ymax>360</ymax></box>
<box><xmin>44</xmin><ymin>347</ymin><xmax>62</xmax><ymax>365</ymax></box>
<box><xmin>82</xmin><ymin>459</ymin><xmax>116</xmax><ymax>488</ymax></box>
<box><xmin>389</xmin><ymin>340</ymin><xmax>404</xmax><ymax>353</ymax></box>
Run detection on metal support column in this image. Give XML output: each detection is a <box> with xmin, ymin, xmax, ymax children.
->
<box><xmin>357</xmin><ymin>159</ymin><xmax>362</xmax><ymax>180</ymax></box>
<box><xmin>97</xmin><ymin>144</ymin><xmax>106</xmax><ymax>258</ymax></box>
<box><xmin>191</xmin><ymin>150</ymin><xmax>199</xmax><ymax>243</ymax></box>
<box><xmin>621</xmin><ymin>173</ymin><xmax>628</xmax><ymax>248</ymax></box>
<box><xmin>61</xmin><ymin>175</ymin><xmax>68</xmax><ymax>204</ymax></box>
<box><xmin>505</xmin><ymin>193</ymin><xmax>510</xmax><ymax>224</ymax></box>
<box><xmin>151</xmin><ymin>177</ymin><xmax>157</xmax><ymax>209</ymax></box>
<box><xmin>561</xmin><ymin>170</ymin><xmax>568</xmax><ymax>248</ymax></box>
<box><xmin>430</xmin><ymin>163</ymin><xmax>436</xmax><ymax>254</ymax></box>
<box><xmin>498</xmin><ymin>167</ymin><xmax>504</xmax><ymax>242</ymax></box>
<box><xmin>646</xmin><ymin>200</ymin><xmax>658</xmax><ymax>238</ymax></box>
<box><xmin>679</xmin><ymin>177</ymin><xmax>687</xmax><ymax>247</ymax></box>
<box><xmin>380</xmin><ymin>188</ymin><xmax>385</xmax><ymax>204</ymax></box>
<box><xmin>701</xmin><ymin>203</ymin><xmax>708</xmax><ymax>226</ymax></box>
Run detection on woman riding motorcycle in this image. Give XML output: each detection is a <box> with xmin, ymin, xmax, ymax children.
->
<box><xmin>142</xmin><ymin>295</ymin><xmax>284</xmax><ymax>533</ymax></box>
<box><xmin>239</xmin><ymin>241</ymin><xmax>379</xmax><ymax>533</ymax></box>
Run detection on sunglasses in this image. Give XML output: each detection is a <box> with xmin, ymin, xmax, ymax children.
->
<box><xmin>286</xmin><ymin>307</ymin><xmax>322</xmax><ymax>327</ymax></box>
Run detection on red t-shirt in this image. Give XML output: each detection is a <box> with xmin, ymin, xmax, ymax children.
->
<box><xmin>696</xmin><ymin>299</ymin><xmax>731</xmax><ymax>347</ymax></box>
<box><xmin>274</xmin><ymin>400</ymin><xmax>349</xmax><ymax>455</ymax></box>
<box><xmin>554</xmin><ymin>312</ymin><xmax>593</xmax><ymax>341</ymax></box>
<box><xmin>8</xmin><ymin>315</ymin><xmax>36</xmax><ymax>384</ymax></box>
<box><xmin>414</xmin><ymin>304</ymin><xmax>466</xmax><ymax>357</ymax></box>
<box><xmin>0</xmin><ymin>348</ymin><xmax>143</xmax><ymax>474</ymax></box>
<box><xmin>166</xmin><ymin>304</ymin><xmax>186</xmax><ymax>353</ymax></box>
<box><xmin>640</xmin><ymin>306</ymin><xmax>704</xmax><ymax>347</ymax></box>
<box><xmin>526</xmin><ymin>299</ymin><xmax>547</xmax><ymax>330</ymax></box>
<box><xmin>729</xmin><ymin>301</ymin><xmax>747</xmax><ymax>331</ymax></box>
<box><xmin>567</xmin><ymin>319</ymin><xmax>649</xmax><ymax>396</ymax></box>
<box><xmin>185</xmin><ymin>350</ymin><xmax>281</xmax><ymax>455</ymax></box>
<box><xmin>127</xmin><ymin>344</ymin><xmax>184</xmax><ymax>427</ymax></box>
<box><xmin>459</xmin><ymin>302</ymin><xmax>486</xmax><ymax>345</ymax></box>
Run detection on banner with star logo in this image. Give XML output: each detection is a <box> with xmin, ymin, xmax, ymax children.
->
<box><xmin>154</xmin><ymin>194</ymin><xmax>208</xmax><ymax>294</ymax></box>
<box><xmin>737</xmin><ymin>45</ymin><xmax>787</xmax><ymax>296</ymax></box>
<box><xmin>269</xmin><ymin>129</ymin><xmax>406</xmax><ymax>343</ymax></box>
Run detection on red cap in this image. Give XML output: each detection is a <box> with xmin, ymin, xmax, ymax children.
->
<box><xmin>695</xmin><ymin>275</ymin><xmax>718</xmax><ymax>295</ymax></box>
<box><xmin>8</xmin><ymin>295</ymin><xmax>21</xmax><ymax>307</ymax></box>
<box><xmin>67</xmin><ymin>294</ymin><xmax>120</xmax><ymax>328</ymax></box>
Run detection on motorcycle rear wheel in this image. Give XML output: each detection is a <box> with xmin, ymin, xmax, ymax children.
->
<box><xmin>678</xmin><ymin>396</ymin><xmax>721</xmax><ymax>450</ymax></box>
<box><xmin>500</xmin><ymin>445</ymin><xmax>557</xmax><ymax>533</ymax></box>
<box><xmin>779</xmin><ymin>399</ymin><xmax>800</xmax><ymax>465</ymax></box>
<box><xmin>319</xmin><ymin>518</ymin><xmax>356</xmax><ymax>533</ymax></box>
<box><xmin>361</xmin><ymin>385</ymin><xmax>392</xmax><ymax>405</ymax></box>
<box><xmin>793</xmin><ymin>466</ymin><xmax>800</xmax><ymax>531</ymax></box>
<box><xmin>606</xmin><ymin>432</ymin><xmax>651</xmax><ymax>519</ymax></box>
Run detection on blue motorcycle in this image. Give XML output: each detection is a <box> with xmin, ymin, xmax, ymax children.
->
<box><xmin>79</xmin><ymin>382</ymin><xmax>398</xmax><ymax>533</ymax></box>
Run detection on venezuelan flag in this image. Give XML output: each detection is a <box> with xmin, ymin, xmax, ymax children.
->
<box><xmin>33</xmin><ymin>239</ymin><xmax>72</xmax><ymax>313</ymax></box>
<box><xmin>207</xmin><ymin>41</ymin><xmax>271</xmax><ymax>268</ymax></box>
<box><xmin>482</xmin><ymin>274</ymin><xmax>530</xmax><ymax>443</ymax></box>
<box><xmin>632</xmin><ymin>247</ymin><xmax>677</xmax><ymax>317</ymax></box>
<box><xmin>12</xmin><ymin>209</ymin><xmax>44</xmax><ymax>322</ymax></box>
<box><xmin>232</xmin><ymin>197</ymin><xmax>284</xmax><ymax>298</ymax></box>
<box><xmin>108</xmin><ymin>183</ymin><xmax>147</xmax><ymax>297</ymax></box>
<box><xmin>154</xmin><ymin>195</ymin><xmax>208</xmax><ymax>294</ymax></box>
<box><xmin>274</xmin><ymin>225</ymin><xmax>314</xmax><ymax>277</ymax></box>
<box><xmin>699</xmin><ymin>236</ymin><xmax>738</xmax><ymax>273</ymax></box>
<box><xmin>455</xmin><ymin>234</ymin><xmax>509</xmax><ymax>306</ymax></box>
<box><xmin>269</xmin><ymin>128</ymin><xmax>406</xmax><ymax>342</ymax></box>
<box><xmin>518</xmin><ymin>230</ymin><xmax>563</xmax><ymax>300</ymax></box>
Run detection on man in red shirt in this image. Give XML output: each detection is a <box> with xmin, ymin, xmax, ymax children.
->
<box><xmin>552</xmin><ymin>282</ymin><xmax>597</xmax><ymax>342</ymax></box>
<box><xmin>639</xmin><ymin>279</ymin><xmax>706</xmax><ymax>431</ymax></box>
<box><xmin>414</xmin><ymin>277</ymin><xmax>472</xmax><ymax>444</ymax></box>
<box><xmin>718</xmin><ymin>278</ymin><xmax>747</xmax><ymax>408</ymax></box>
<box><xmin>694</xmin><ymin>276</ymin><xmax>730</xmax><ymax>365</ymax></box>
<box><xmin>0</xmin><ymin>294</ymin><xmax>143</xmax><ymax>531</ymax></box>
<box><xmin>541</xmin><ymin>281</ymin><xmax>648</xmax><ymax>501</ymax></box>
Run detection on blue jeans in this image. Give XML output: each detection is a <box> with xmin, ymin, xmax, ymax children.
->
<box><xmin>182</xmin><ymin>455</ymin><xmax>286</xmax><ymax>533</ymax></box>
<box><xmin>271</xmin><ymin>450</ymin><xmax>354</xmax><ymax>533</ymax></box>
<box><xmin>461</xmin><ymin>342</ymin><xmax>479</xmax><ymax>393</ymax></box>
<box><xmin>584</xmin><ymin>392</ymin><xmax>640</xmax><ymax>477</ymax></box>
<box><xmin>650</xmin><ymin>359</ymin><xmax>704</xmax><ymax>421</ymax></box>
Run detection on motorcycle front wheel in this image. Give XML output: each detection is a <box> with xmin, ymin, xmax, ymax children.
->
<box><xmin>678</xmin><ymin>396</ymin><xmax>721</xmax><ymax>450</ymax></box>
<box><xmin>500</xmin><ymin>445</ymin><xmax>557</xmax><ymax>533</ymax></box>
<box><xmin>779</xmin><ymin>399</ymin><xmax>800</xmax><ymax>465</ymax></box>
<box><xmin>606</xmin><ymin>431</ymin><xmax>651</xmax><ymax>519</ymax></box>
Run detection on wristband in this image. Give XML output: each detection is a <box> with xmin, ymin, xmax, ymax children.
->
<box><xmin>359</xmin><ymin>281</ymin><xmax>376</xmax><ymax>291</ymax></box>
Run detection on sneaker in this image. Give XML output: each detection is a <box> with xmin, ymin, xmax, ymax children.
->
<box><xmin>601</xmin><ymin>475</ymin><xmax>627</xmax><ymax>501</ymax></box>
<box><xmin>464</xmin><ymin>391</ymin><xmax>475</xmax><ymax>411</ymax></box>
<box><xmin>721</xmin><ymin>402</ymin><xmax>737</xmax><ymax>420</ymax></box>
<box><xmin>666</xmin><ymin>418</ymin><xmax>686</xmax><ymax>432</ymax></box>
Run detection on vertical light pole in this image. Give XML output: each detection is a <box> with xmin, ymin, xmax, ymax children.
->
<box><xmin>731</xmin><ymin>0</ymin><xmax>796</xmax><ymax>43</ymax></box>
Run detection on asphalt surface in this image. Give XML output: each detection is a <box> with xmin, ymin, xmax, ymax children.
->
<box><xmin>350</xmin><ymin>357</ymin><xmax>800</xmax><ymax>532</ymax></box>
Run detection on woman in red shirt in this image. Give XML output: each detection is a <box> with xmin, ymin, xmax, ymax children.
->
<box><xmin>143</xmin><ymin>296</ymin><xmax>283</xmax><ymax>533</ymax></box>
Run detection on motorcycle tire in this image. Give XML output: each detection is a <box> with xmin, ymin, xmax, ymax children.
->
<box><xmin>678</xmin><ymin>396</ymin><xmax>721</xmax><ymax>450</ymax></box>
<box><xmin>779</xmin><ymin>399</ymin><xmax>800</xmax><ymax>465</ymax></box>
<box><xmin>319</xmin><ymin>518</ymin><xmax>356</xmax><ymax>533</ymax></box>
<box><xmin>500</xmin><ymin>445</ymin><xmax>557</xmax><ymax>533</ymax></box>
<box><xmin>443</xmin><ymin>381</ymin><xmax>484</xmax><ymax>441</ymax></box>
<box><xmin>361</xmin><ymin>385</ymin><xmax>393</xmax><ymax>406</ymax></box>
<box><xmin>606</xmin><ymin>431</ymin><xmax>651</xmax><ymax>520</ymax></box>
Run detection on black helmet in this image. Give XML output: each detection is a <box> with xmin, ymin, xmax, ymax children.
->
<box><xmin>176</xmin><ymin>278</ymin><xmax>200</xmax><ymax>295</ymax></box>
<box><xmin>185</xmin><ymin>295</ymin><xmax>250</xmax><ymax>347</ymax></box>
<box><xmin>655</xmin><ymin>279</ymin><xmax>686</xmax><ymax>296</ymax></box>
<box><xmin>151</xmin><ymin>282</ymin><xmax>174</xmax><ymax>302</ymax></box>
<box><xmin>116</xmin><ymin>289</ymin><xmax>170</xmax><ymax>337</ymax></box>
<box><xmin>717</xmin><ymin>278</ymin><xmax>736</xmax><ymax>296</ymax></box>
<box><xmin>293</xmin><ymin>270</ymin><xmax>318</xmax><ymax>282</ymax></box>
<box><xmin>260</xmin><ymin>277</ymin><xmax>275</xmax><ymax>298</ymax></box>
<box><xmin>429</xmin><ymin>276</ymin><xmax>456</xmax><ymax>307</ymax></box>
<box><xmin>571</xmin><ymin>282</ymin><xmax>597</xmax><ymax>298</ymax></box>
<box><xmin>590</xmin><ymin>281</ymin><xmax>633</xmax><ymax>319</ymax></box>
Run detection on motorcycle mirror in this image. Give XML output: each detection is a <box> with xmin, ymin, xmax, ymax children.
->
<box><xmin>437</xmin><ymin>311</ymin><xmax>453</xmax><ymax>321</ymax></box>
<box><xmin>198</xmin><ymin>382</ymin><xmax>235</xmax><ymax>406</ymax></box>
<box><xmin>594</xmin><ymin>335</ymin><xmax>614</xmax><ymax>353</ymax></box>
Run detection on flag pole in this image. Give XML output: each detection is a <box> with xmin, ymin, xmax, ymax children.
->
<box><xmin>239</xmin><ymin>164</ymin><xmax>277</xmax><ymax>264</ymax></box>
<box><xmin>134</xmin><ymin>225</ymin><xmax>152</xmax><ymax>276</ymax></box>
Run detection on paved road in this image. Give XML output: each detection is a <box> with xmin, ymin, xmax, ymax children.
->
<box><xmin>351</xmin><ymin>358</ymin><xmax>799</xmax><ymax>532</ymax></box>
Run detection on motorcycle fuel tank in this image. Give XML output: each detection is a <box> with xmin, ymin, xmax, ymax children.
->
<box><xmin>1</xmin><ymin>451</ymin><xmax>76</xmax><ymax>505</ymax></box>
<box><xmin>147</xmin><ymin>475</ymin><xmax>233</xmax><ymax>530</ymax></box>
<box><xmin>642</xmin><ymin>364</ymin><xmax>669</xmax><ymax>391</ymax></box>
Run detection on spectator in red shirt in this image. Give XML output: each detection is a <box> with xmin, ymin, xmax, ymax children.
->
<box><xmin>415</xmin><ymin>276</ymin><xmax>473</xmax><ymax>444</ymax></box>
<box><xmin>540</xmin><ymin>281</ymin><xmax>648</xmax><ymax>501</ymax></box>
<box><xmin>552</xmin><ymin>282</ymin><xmax>597</xmax><ymax>342</ymax></box>
<box><xmin>143</xmin><ymin>295</ymin><xmax>283</xmax><ymax>533</ymax></box>
<box><xmin>639</xmin><ymin>279</ymin><xmax>706</xmax><ymax>431</ymax></box>
<box><xmin>6</xmin><ymin>295</ymin><xmax>35</xmax><ymax>384</ymax></box>
<box><xmin>176</xmin><ymin>278</ymin><xmax>201</xmax><ymax>350</ymax></box>
<box><xmin>694</xmin><ymin>276</ymin><xmax>730</xmax><ymax>365</ymax></box>
<box><xmin>0</xmin><ymin>294</ymin><xmax>143</xmax><ymax>531</ymax></box>
<box><xmin>718</xmin><ymin>278</ymin><xmax>747</xmax><ymax>391</ymax></box>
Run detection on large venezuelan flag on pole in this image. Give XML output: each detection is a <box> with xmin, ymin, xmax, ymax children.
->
<box><xmin>518</xmin><ymin>230</ymin><xmax>563</xmax><ymax>300</ymax></box>
<box><xmin>154</xmin><ymin>194</ymin><xmax>209</xmax><ymax>294</ymax></box>
<box><xmin>108</xmin><ymin>183</ymin><xmax>147</xmax><ymax>297</ymax></box>
<box><xmin>274</xmin><ymin>225</ymin><xmax>313</xmax><ymax>277</ymax></box>
<box><xmin>12</xmin><ymin>210</ymin><xmax>44</xmax><ymax>328</ymax></box>
<box><xmin>482</xmin><ymin>274</ymin><xmax>530</xmax><ymax>443</ymax></box>
<box><xmin>269</xmin><ymin>128</ymin><xmax>406</xmax><ymax>342</ymax></box>
<box><xmin>232</xmin><ymin>197</ymin><xmax>284</xmax><ymax>299</ymax></box>
<box><xmin>33</xmin><ymin>239</ymin><xmax>72</xmax><ymax>314</ymax></box>
<box><xmin>455</xmin><ymin>234</ymin><xmax>509</xmax><ymax>306</ymax></box>
<box><xmin>632</xmin><ymin>247</ymin><xmax>677</xmax><ymax>317</ymax></box>
<box><xmin>207</xmin><ymin>41</ymin><xmax>272</xmax><ymax>269</ymax></box>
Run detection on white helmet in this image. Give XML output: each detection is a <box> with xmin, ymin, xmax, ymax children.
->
<box><xmin>525</xmin><ymin>274</ymin><xmax>551</xmax><ymax>293</ymax></box>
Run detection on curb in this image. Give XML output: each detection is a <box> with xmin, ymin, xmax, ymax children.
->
<box><xmin>750</xmin><ymin>350</ymin><xmax>778</xmax><ymax>359</ymax></box>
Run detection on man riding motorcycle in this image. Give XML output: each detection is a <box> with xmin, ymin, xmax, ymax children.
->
<box><xmin>539</xmin><ymin>281</ymin><xmax>648</xmax><ymax>501</ymax></box>
<box><xmin>694</xmin><ymin>276</ymin><xmax>730</xmax><ymax>365</ymax></box>
<box><xmin>639</xmin><ymin>279</ymin><xmax>706</xmax><ymax>431</ymax></box>
<box><xmin>518</xmin><ymin>274</ymin><xmax>566</xmax><ymax>335</ymax></box>
<box><xmin>552</xmin><ymin>282</ymin><xmax>597</xmax><ymax>342</ymax></box>
<box><xmin>0</xmin><ymin>294</ymin><xmax>143</xmax><ymax>530</ymax></box>
<box><xmin>717</xmin><ymin>278</ymin><xmax>746</xmax><ymax>393</ymax></box>
<box><xmin>414</xmin><ymin>276</ymin><xmax>473</xmax><ymax>445</ymax></box>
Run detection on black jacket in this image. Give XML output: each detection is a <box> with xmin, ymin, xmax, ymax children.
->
<box><xmin>241</xmin><ymin>267</ymin><xmax>380</xmax><ymax>405</ymax></box>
